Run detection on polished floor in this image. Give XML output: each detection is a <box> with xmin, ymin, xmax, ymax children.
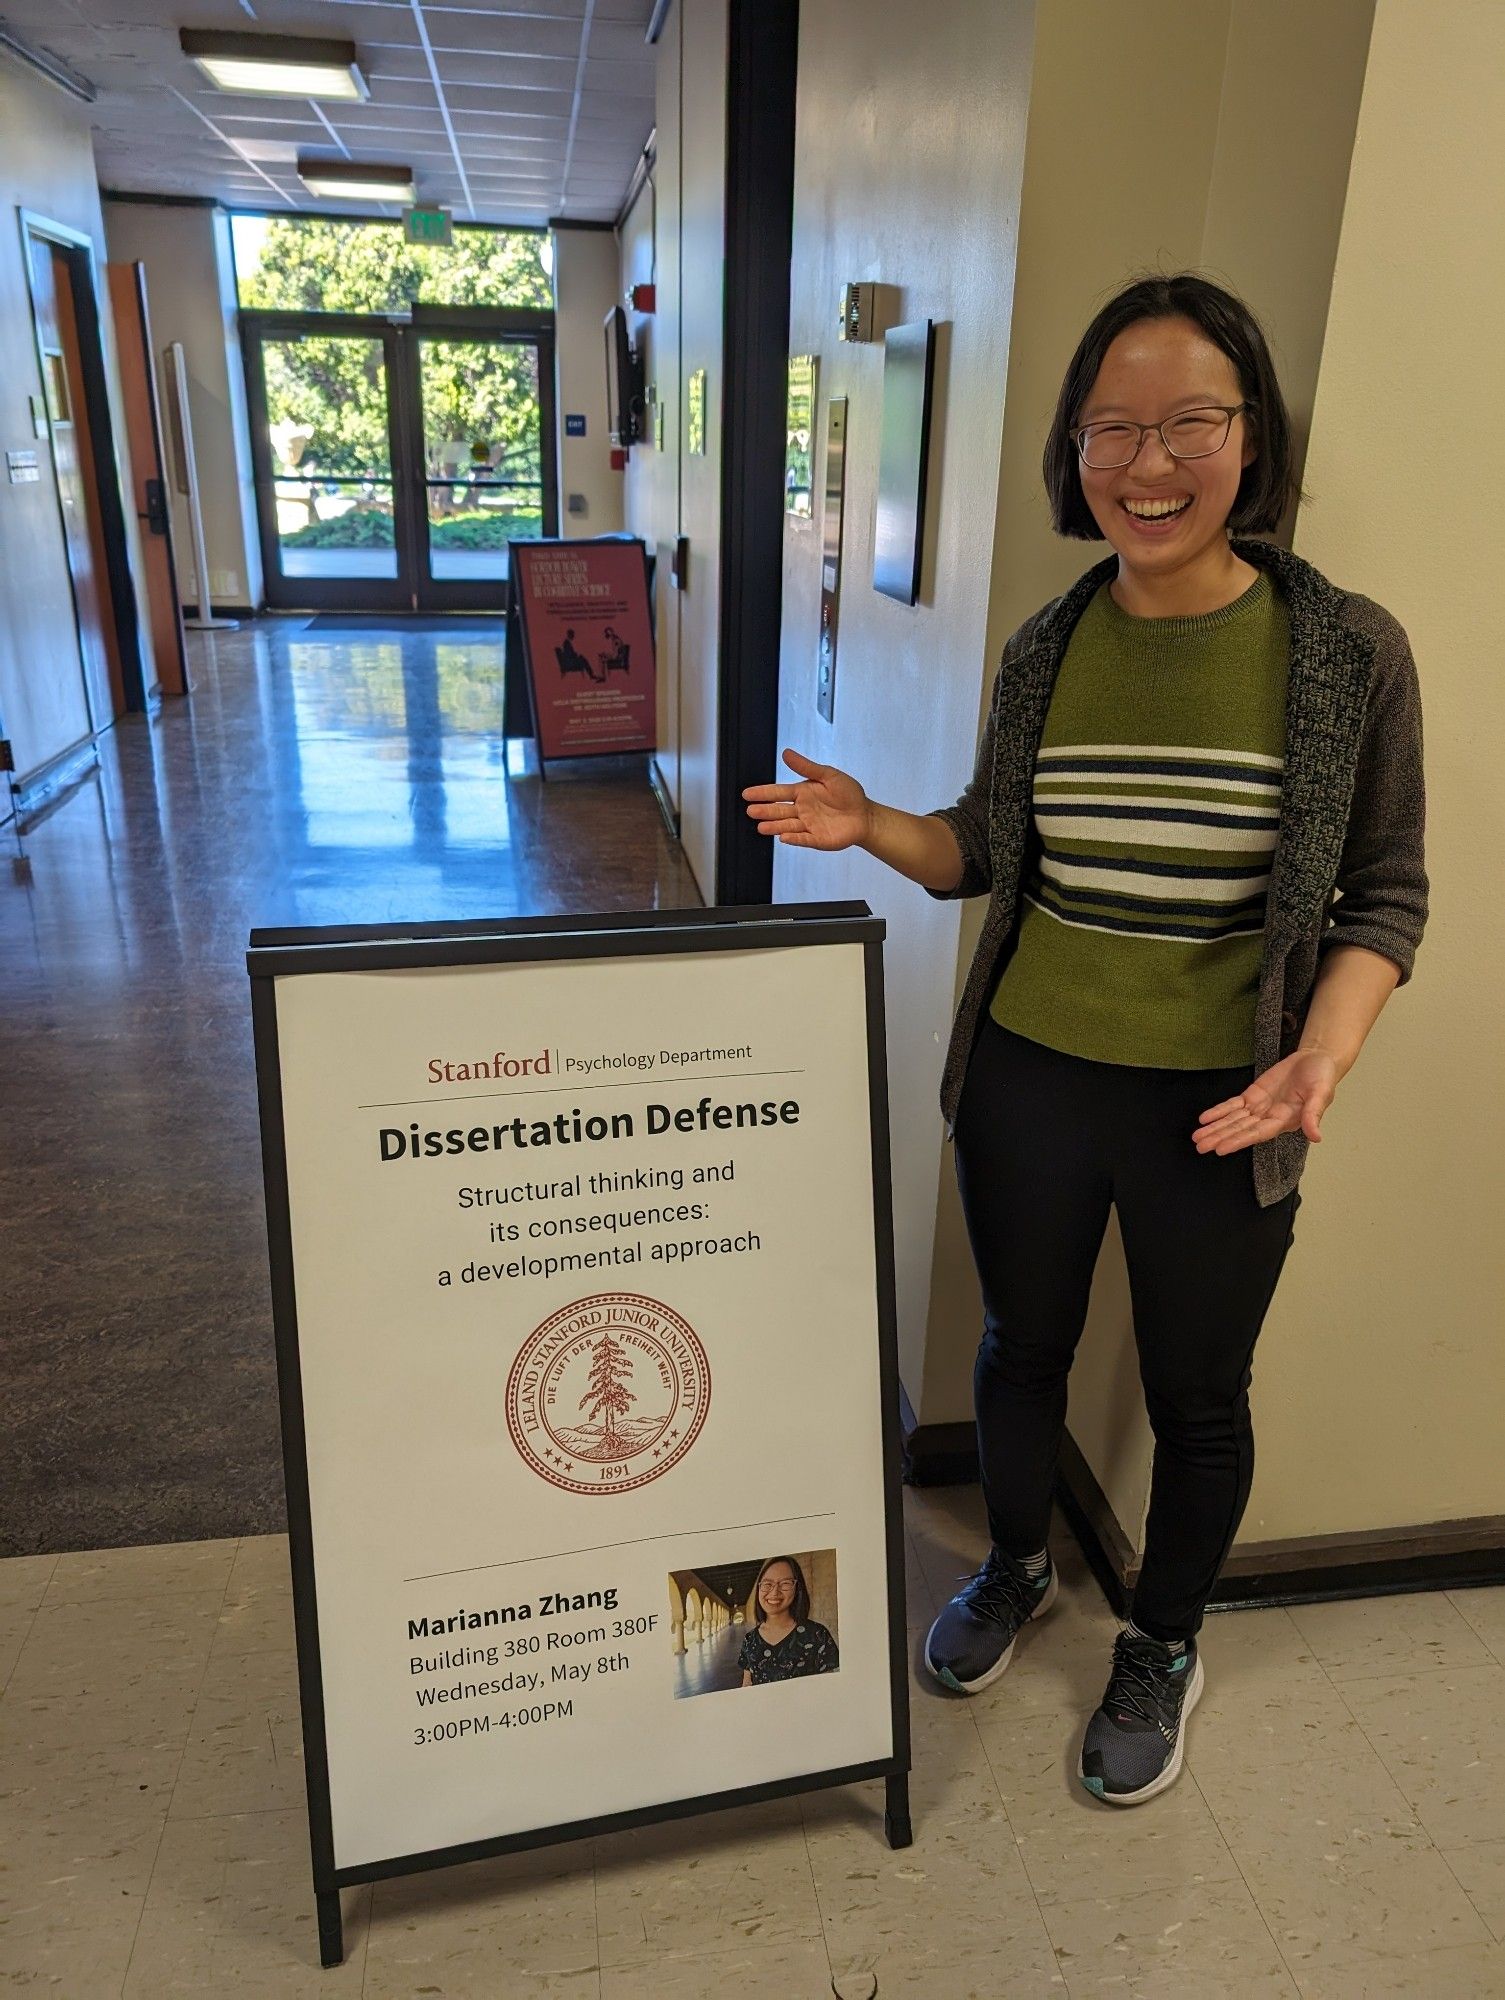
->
<box><xmin>4</xmin><ymin>1488</ymin><xmax>1504</xmax><ymax>1995</ymax></box>
<box><xmin>0</xmin><ymin>622</ymin><xmax>699</xmax><ymax>1557</ymax></box>
<box><xmin>671</xmin><ymin>1620</ymin><xmax>745</xmax><ymax>1700</ymax></box>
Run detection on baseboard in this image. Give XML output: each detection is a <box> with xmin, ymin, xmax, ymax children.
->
<box><xmin>180</xmin><ymin>603</ymin><xmax>255</xmax><ymax>621</ymax></box>
<box><xmin>901</xmin><ymin>1393</ymin><xmax>1505</xmax><ymax>1613</ymax></box>
<box><xmin>1212</xmin><ymin>1517</ymin><xmax>1505</xmax><ymax>1609</ymax></box>
<box><xmin>12</xmin><ymin>738</ymin><xmax>100</xmax><ymax>825</ymax></box>
<box><xmin>648</xmin><ymin>758</ymin><xmax>680</xmax><ymax>843</ymax></box>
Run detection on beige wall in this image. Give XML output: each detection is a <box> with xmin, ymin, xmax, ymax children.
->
<box><xmin>102</xmin><ymin>200</ymin><xmax>261</xmax><ymax>609</ymax></box>
<box><xmin>917</xmin><ymin>2</ymin><xmax>1376</xmax><ymax>1564</ymax></box>
<box><xmin>0</xmin><ymin>58</ymin><xmax>151</xmax><ymax>785</ymax></box>
<box><xmin>1246</xmin><ymin>0</ymin><xmax>1504</xmax><ymax>1539</ymax></box>
<box><xmin>772</xmin><ymin>0</ymin><xmax>1039</xmax><ymax>1400</ymax></box>
<box><xmin>551</xmin><ymin>226</ymin><xmax>625</xmax><ymax>539</ymax></box>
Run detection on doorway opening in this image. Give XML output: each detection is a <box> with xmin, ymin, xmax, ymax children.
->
<box><xmin>241</xmin><ymin>310</ymin><xmax>557</xmax><ymax>613</ymax></box>
<box><xmin>20</xmin><ymin>213</ymin><xmax>148</xmax><ymax>737</ymax></box>
<box><xmin>230</xmin><ymin>212</ymin><xmax>558</xmax><ymax>614</ymax></box>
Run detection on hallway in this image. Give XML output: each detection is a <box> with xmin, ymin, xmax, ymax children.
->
<box><xmin>0</xmin><ymin>622</ymin><xmax>699</xmax><ymax>1557</ymax></box>
<box><xmin>673</xmin><ymin>1620</ymin><xmax>746</xmax><ymax>1700</ymax></box>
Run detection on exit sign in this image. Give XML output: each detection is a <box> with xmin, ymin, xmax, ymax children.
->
<box><xmin>404</xmin><ymin>206</ymin><xmax>452</xmax><ymax>246</ymax></box>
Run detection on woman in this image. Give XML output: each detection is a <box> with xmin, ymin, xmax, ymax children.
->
<box><xmin>738</xmin><ymin>1556</ymin><xmax>839</xmax><ymax>1687</ymax></box>
<box><xmin>743</xmin><ymin>274</ymin><xmax>1426</xmax><ymax>1805</ymax></box>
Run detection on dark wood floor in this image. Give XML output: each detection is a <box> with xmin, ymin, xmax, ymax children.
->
<box><xmin>0</xmin><ymin>621</ymin><xmax>701</xmax><ymax>1555</ymax></box>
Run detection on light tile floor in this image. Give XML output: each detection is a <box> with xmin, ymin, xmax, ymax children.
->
<box><xmin>4</xmin><ymin>1489</ymin><xmax>1504</xmax><ymax>1997</ymax></box>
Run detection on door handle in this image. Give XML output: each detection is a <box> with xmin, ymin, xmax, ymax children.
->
<box><xmin>670</xmin><ymin>535</ymin><xmax>688</xmax><ymax>590</ymax></box>
<box><xmin>141</xmin><ymin>477</ymin><xmax>170</xmax><ymax>536</ymax></box>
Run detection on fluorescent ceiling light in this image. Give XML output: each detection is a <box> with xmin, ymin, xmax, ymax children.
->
<box><xmin>180</xmin><ymin>29</ymin><xmax>369</xmax><ymax>102</ymax></box>
<box><xmin>297</xmin><ymin>157</ymin><xmax>416</xmax><ymax>204</ymax></box>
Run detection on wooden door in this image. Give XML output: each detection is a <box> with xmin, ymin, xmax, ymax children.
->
<box><xmin>28</xmin><ymin>235</ymin><xmax>120</xmax><ymax>724</ymax></box>
<box><xmin>107</xmin><ymin>263</ymin><xmax>187</xmax><ymax>696</ymax></box>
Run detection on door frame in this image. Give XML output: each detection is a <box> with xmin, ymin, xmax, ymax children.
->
<box><xmin>241</xmin><ymin>305</ymin><xmax>559</xmax><ymax>614</ymax></box>
<box><xmin>241</xmin><ymin>310</ymin><xmax>413</xmax><ymax>615</ymax></box>
<box><xmin>405</xmin><ymin>305</ymin><xmax>558</xmax><ymax>615</ymax></box>
<box><xmin>108</xmin><ymin>261</ymin><xmax>189</xmax><ymax>697</ymax></box>
<box><xmin>20</xmin><ymin>210</ymin><xmax>148</xmax><ymax>716</ymax></box>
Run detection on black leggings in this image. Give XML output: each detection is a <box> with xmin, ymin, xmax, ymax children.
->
<box><xmin>954</xmin><ymin>1018</ymin><xmax>1300</xmax><ymax>1641</ymax></box>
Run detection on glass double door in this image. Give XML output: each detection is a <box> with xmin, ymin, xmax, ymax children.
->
<box><xmin>244</xmin><ymin>311</ymin><xmax>556</xmax><ymax>612</ymax></box>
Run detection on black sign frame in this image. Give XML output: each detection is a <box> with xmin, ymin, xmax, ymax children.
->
<box><xmin>247</xmin><ymin>903</ymin><xmax>913</xmax><ymax>1968</ymax></box>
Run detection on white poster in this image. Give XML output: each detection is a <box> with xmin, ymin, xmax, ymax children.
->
<box><xmin>271</xmin><ymin>937</ymin><xmax>895</xmax><ymax>1871</ymax></box>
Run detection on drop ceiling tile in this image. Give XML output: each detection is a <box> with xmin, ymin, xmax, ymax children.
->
<box><xmin>345</xmin><ymin>78</ymin><xmax>441</xmax><ymax>108</ymax></box>
<box><xmin>442</xmin><ymin>81</ymin><xmax>575</xmax><ymax>113</ymax></box>
<box><xmin>467</xmin><ymin>168</ymin><xmax>559</xmax><ymax>186</ymax></box>
<box><xmin>583</xmin><ymin>57</ymin><xmax>656</xmax><ymax>98</ymax></box>
<box><xmin>432</xmin><ymin>48</ymin><xmax>578</xmax><ymax>88</ymax></box>
<box><xmin>574</xmin><ymin>89</ymin><xmax>657</xmax><ymax>125</ymax></box>
<box><xmin>284</xmin><ymin>2</ymin><xmax>422</xmax><ymax>43</ymax></box>
<box><xmin>422</xmin><ymin>0</ymin><xmax>586</xmax><ymax>14</ymax></box>
<box><xmin>322</xmin><ymin>111</ymin><xmax>449</xmax><ymax>135</ymax></box>
<box><xmin>181</xmin><ymin>87</ymin><xmax>346</xmax><ymax>120</ymax></box>
<box><xmin>227</xmin><ymin>137</ymin><xmax>308</xmax><ymax>163</ymax></box>
<box><xmin>430</xmin><ymin>14</ymin><xmax>580</xmax><ymax>59</ymax></box>
<box><xmin>213</xmin><ymin>114</ymin><xmax>335</xmax><ymax>134</ymax></box>
<box><xmin>450</xmin><ymin>106</ymin><xmax>569</xmax><ymax>130</ymax></box>
<box><xmin>585</xmin><ymin>18</ymin><xmax>656</xmax><ymax>62</ymax></box>
<box><xmin>458</xmin><ymin>134</ymin><xmax>560</xmax><ymax>154</ymax></box>
<box><xmin>460</xmin><ymin>157</ymin><xmax>562</xmax><ymax>178</ymax></box>
<box><xmin>568</xmin><ymin>135</ymin><xmax>643</xmax><ymax>163</ymax></box>
<box><xmin>363</xmin><ymin>48</ymin><xmax>432</xmax><ymax>81</ymax></box>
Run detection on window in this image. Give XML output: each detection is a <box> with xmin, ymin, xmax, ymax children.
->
<box><xmin>230</xmin><ymin>213</ymin><xmax>553</xmax><ymax>314</ymax></box>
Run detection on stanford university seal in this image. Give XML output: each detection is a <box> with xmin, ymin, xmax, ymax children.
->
<box><xmin>505</xmin><ymin>1293</ymin><xmax>710</xmax><ymax>1496</ymax></box>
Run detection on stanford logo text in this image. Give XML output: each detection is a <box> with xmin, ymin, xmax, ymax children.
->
<box><xmin>427</xmin><ymin>1048</ymin><xmax>552</xmax><ymax>1084</ymax></box>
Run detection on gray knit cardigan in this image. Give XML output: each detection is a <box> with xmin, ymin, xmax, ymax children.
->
<box><xmin>928</xmin><ymin>537</ymin><xmax>1428</xmax><ymax>1206</ymax></box>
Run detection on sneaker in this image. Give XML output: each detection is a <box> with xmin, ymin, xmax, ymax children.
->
<box><xmin>924</xmin><ymin>1548</ymin><xmax>1057</xmax><ymax>1694</ymax></box>
<box><xmin>1078</xmin><ymin>1630</ymin><xmax>1204</xmax><ymax>1806</ymax></box>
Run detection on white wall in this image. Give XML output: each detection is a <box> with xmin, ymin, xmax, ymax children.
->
<box><xmin>551</xmin><ymin>225</ymin><xmax>625</xmax><ymax>539</ymax></box>
<box><xmin>772</xmin><ymin>0</ymin><xmax>1039</xmax><ymax>1399</ymax></box>
<box><xmin>0</xmin><ymin>57</ymin><xmax>151</xmax><ymax>784</ymax></box>
<box><xmin>102</xmin><ymin>199</ymin><xmax>262</xmax><ymax>609</ymax></box>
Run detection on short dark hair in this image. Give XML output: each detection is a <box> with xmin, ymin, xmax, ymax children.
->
<box><xmin>1042</xmin><ymin>272</ymin><xmax>1302</xmax><ymax>540</ymax></box>
<box><xmin>753</xmin><ymin>1554</ymin><xmax>811</xmax><ymax>1626</ymax></box>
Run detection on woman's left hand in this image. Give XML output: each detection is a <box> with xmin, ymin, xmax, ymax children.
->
<box><xmin>1193</xmin><ymin>1049</ymin><xmax>1340</xmax><ymax>1155</ymax></box>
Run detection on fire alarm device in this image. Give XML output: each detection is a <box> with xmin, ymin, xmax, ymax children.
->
<box><xmin>838</xmin><ymin>283</ymin><xmax>875</xmax><ymax>344</ymax></box>
<box><xmin>630</xmin><ymin>282</ymin><xmax>656</xmax><ymax>313</ymax></box>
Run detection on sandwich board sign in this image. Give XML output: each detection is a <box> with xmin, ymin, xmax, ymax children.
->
<box><xmin>248</xmin><ymin>903</ymin><xmax>912</xmax><ymax>1964</ymax></box>
<box><xmin>509</xmin><ymin>537</ymin><xmax>656</xmax><ymax>765</ymax></box>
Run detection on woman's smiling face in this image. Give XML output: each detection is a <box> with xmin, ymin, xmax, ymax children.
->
<box><xmin>758</xmin><ymin>1563</ymin><xmax>797</xmax><ymax>1616</ymax></box>
<box><xmin>1074</xmin><ymin>314</ymin><xmax>1256</xmax><ymax>577</ymax></box>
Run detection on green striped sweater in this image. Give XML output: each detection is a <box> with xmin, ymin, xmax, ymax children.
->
<box><xmin>989</xmin><ymin>569</ymin><xmax>1290</xmax><ymax>1068</ymax></box>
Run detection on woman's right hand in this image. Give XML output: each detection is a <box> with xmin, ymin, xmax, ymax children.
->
<box><xmin>742</xmin><ymin>749</ymin><xmax>872</xmax><ymax>852</ymax></box>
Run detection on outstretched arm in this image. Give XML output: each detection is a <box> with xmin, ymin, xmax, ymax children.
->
<box><xmin>1193</xmin><ymin>944</ymin><xmax>1401</xmax><ymax>1155</ymax></box>
<box><xmin>743</xmin><ymin>750</ymin><xmax>965</xmax><ymax>892</ymax></box>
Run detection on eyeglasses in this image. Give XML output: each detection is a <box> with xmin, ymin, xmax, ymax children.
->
<box><xmin>1070</xmin><ymin>403</ymin><xmax>1251</xmax><ymax>470</ymax></box>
